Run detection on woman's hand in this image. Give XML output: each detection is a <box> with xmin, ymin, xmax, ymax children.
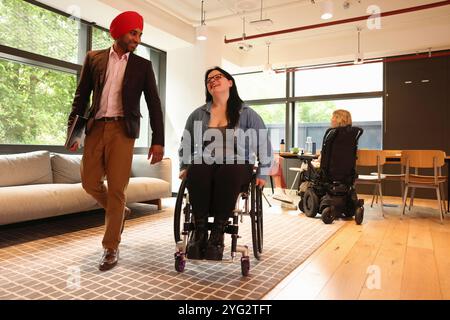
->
<box><xmin>179</xmin><ymin>169</ymin><xmax>187</xmax><ymax>180</ymax></box>
<box><xmin>255</xmin><ymin>178</ymin><xmax>266</xmax><ymax>188</ymax></box>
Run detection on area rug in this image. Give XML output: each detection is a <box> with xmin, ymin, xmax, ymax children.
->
<box><xmin>0</xmin><ymin>200</ymin><xmax>344</xmax><ymax>300</ymax></box>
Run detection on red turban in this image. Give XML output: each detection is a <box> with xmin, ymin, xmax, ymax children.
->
<box><xmin>109</xmin><ymin>11</ymin><xmax>144</xmax><ymax>40</ymax></box>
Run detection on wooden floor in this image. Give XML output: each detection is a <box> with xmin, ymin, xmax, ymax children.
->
<box><xmin>264</xmin><ymin>194</ymin><xmax>450</xmax><ymax>300</ymax></box>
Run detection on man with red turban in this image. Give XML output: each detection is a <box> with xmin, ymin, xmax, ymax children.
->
<box><xmin>67</xmin><ymin>11</ymin><xmax>165</xmax><ymax>271</ymax></box>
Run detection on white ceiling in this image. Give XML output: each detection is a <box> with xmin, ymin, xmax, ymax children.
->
<box><xmin>144</xmin><ymin>0</ymin><xmax>450</xmax><ymax>44</ymax></box>
<box><xmin>98</xmin><ymin>0</ymin><xmax>450</xmax><ymax>67</ymax></box>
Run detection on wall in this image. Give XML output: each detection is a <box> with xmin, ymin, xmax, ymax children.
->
<box><xmin>165</xmin><ymin>29</ymin><xmax>224</xmax><ymax>192</ymax></box>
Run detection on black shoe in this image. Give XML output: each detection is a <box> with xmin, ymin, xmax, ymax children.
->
<box><xmin>205</xmin><ymin>221</ymin><xmax>226</xmax><ymax>261</ymax></box>
<box><xmin>186</xmin><ymin>218</ymin><xmax>208</xmax><ymax>260</ymax></box>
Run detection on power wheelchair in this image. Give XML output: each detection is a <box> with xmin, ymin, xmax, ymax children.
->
<box><xmin>173</xmin><ymin>172</ymin><xmax>263</xmax><ymax>276</ymax></box>
<box><xmin>298</xmin><ymin>126</ymin><xmax>365</xmax><ymax>225</ymax></box>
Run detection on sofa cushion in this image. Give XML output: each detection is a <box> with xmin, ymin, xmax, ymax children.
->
<box><xmin>0</xmin><ymin>183</ymin><xmax>98</xmax><ymax>225</ymax></box>
<box><xmin>131</xmin><ymin>156</ymin><xmax>172</xmax><ymax>184</ymax></box>
<box><xmin>51</xmin><ymin>153</ymin><xmax>82</xmax><ymax>183</ymax></box>
<box><xmin>126</xmin><ymin>177</ymin><xmax>171</xmax><ymax>203</ymax></box>
<box><xmin>0</xmin><ymin>151</ymin><xmax>53</xmax><ymax>187</ymax></box>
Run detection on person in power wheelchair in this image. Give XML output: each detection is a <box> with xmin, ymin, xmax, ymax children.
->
<box><xmin>299</xmin><ymin>110</ymin><xmax>365</xmax><ymax>224</ymax></box>
<box><xmin>177</xmin><ymin>67</ymin><xmax>273</xmax><ymax>271</ymax></box>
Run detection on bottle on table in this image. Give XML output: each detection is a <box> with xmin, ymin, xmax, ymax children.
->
<box><xmin>280</xmin><ymin>139</ymin><xmax>285</xmax><ymax>153</ymax></box>
<box><xmin>305</xmin><ymin>136</ymin><xmax>313</xmax><ymax>154</ymax></box>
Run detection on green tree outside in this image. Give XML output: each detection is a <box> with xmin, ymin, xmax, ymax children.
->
<box><xmin>0</xmin><ymin>0</ymin><xmax>79</xmax><ymax>145</ymax></box>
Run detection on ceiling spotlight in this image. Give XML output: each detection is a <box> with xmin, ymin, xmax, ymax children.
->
<box><xmin>196</xmin><ymin>0</ymin><xmax>207</xmax><ymax>41</ymax></box>
<box><xmin>321</xmin><ymin>0</ymin><xmax>333</xmax><ymax>20</ymax></box>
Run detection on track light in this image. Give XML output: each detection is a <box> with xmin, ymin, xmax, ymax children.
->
<box><xmin>321</xmin><ymin>0</ymin><xmax>333</xmax><ymax>20</ymax></box>
<box><xmin>196</xmin><ymin>0</ymin><xmax>207</xmax><ymax>41</ymax></box>
<box><xmin>263</xmin><ymin>42</ymin><xmax>275</xmax><ymax>75</ymax></box>
<box><xmin>354</xmin><ymin>27</ymin><xmax>364</xmax><ymax>64</ymax></box>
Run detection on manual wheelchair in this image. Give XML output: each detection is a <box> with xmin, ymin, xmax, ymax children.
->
<box><xmin>173</xmin><ymin>173</ymin><xmax>264</xmax><ymax>276</ymax></box>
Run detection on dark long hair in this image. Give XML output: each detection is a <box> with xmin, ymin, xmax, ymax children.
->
<box><xmin>204</xmin><ymin>67</ymin><xmax>243</xmax><ymax>128</ymax></box>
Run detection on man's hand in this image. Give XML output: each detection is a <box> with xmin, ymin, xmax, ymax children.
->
<box><xmin>255</xmin><ymin>178</ymin><xmax>266</xmax><ymax>188</ymax></box>
<box><xmin>148</xmin><ymin>144</ymin><xmax>164</xmax><ymax>164</ymax></box>
<box><xmin>69</xmin><ymin>142</ymin><xmax>79</xmax><ymax>152</ymax></box>
<box><xmin>179</xmin><ymin>169</ymin><xmax>187</xmax><ymax>180</ymax></box>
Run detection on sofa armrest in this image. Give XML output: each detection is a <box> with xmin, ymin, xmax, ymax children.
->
<box><xmin>130</xmin><ymin>156</ymin><xmax>172</xmax><ymax>191</ymax></box>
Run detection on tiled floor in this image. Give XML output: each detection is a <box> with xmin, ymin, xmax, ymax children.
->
<box><xmin>0</xmin><ymin>197</ymin><xmax>343</xmax><ymax>300</ymax></box>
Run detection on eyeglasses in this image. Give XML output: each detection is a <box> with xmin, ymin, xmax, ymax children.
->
<box><xmin>206</xmin><ymin>73</ymin><xmax>225</xmax><ymax>84</ymax></box>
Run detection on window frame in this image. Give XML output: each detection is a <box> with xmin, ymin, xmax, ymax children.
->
<box><xmin>234</xmin><ymin>63</ymin><xmax>385</xmax><ymax>150</ymax></box>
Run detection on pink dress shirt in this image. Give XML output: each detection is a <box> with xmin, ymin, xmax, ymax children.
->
<box><xmin>95</xmin><ymin>47</ymin><xmax>130</xmax><ymax>119</ymax></box>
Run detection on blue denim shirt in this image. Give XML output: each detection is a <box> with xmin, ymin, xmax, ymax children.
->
<box><xmin>178</xmin><ymin>102</ymin><xmax>274</xmax><ymax>181</ymax></box>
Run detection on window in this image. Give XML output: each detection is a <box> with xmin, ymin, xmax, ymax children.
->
<box><xmin>0</xmin><ymin>0</ymin><xmax>80</xmax><ymax>63</ymax></box>
<box><xmin>294</xmin><ymin>98</ymin><xmax>383</xmax><ymax>151</ymax></box>
<box><xmin>0</xmin><ymin>58</ymin><xmax>76</xmax><ymax>145</ymax></box>
<box><xmin>294</xmin><ymin>63</ymin><xmax>383</xmax><ymax>97</ymax></box>
<box><xmin>92</xmin><ymin>27</ymin><xmax>113</xmax><ymax>51</ymax></box>
<box><xmin>0</xmin><ymin>1</ymin><xmax>166</xmax><ymax>150</ymax></box>
<box><xmin>235</xmin><ymin>72</ymin><xmax>286</xmax><ymax>101</ymax></box>
<box><xmin>249</xmin><ymin>104</ymin><xmax>286</xmax><ymax>151</ymax></box>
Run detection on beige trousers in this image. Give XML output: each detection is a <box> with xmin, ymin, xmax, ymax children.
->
<box><xmin>81</xmin><ymin>119</ymin><xmax>135</xmax><ymax>249</ymax></box>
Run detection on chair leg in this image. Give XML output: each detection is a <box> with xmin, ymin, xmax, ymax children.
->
<box><xmin>401</xmin><ymin>185</ymin><xmax>409</xmax><ymax>218</ymax></box>
<box><xmin>289</xmin><ymin>172</ymin><xmax>300</xmax><ymax>195</ymax></box>
<box><xmin>436</xmin><ymin>186</ymin><xmax>444</xmax><ymax>224</ymax></box>
<box><xmin>400</xmin><ymin>181</ymin><xmax>405</xmax><ymax>199</ymax></box>
<box><xmin>371</xmin><ymin>184</ymin><xmax>377</xmax><ymax>208</ymax></box>
<box><xmin>262</xmin><ymin>192</ymin><xmax>272</xmax><ymax>208</ymax></box>
<box><xmin>439</xmin><ymin>184</ymin><xmax>446</xmax><ymax>215</ymax></box>
<box><xmin>408</xmin><ymin>188</ymin><xmax>415</xmax><ymax>211</ymax></box>
<box><xmin>378</xmin><ymin>183</ymin><xmax>384</xmax><ymax>218</ymax></box>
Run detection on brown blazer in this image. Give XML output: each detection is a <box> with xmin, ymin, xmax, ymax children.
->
<box><xmin>68</xmin><ymin>48</ymin><xmax>164</xmax><ymax>145</ymax></box>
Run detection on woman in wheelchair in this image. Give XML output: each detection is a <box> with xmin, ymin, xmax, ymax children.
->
<box><xmin>178</xmin><ymin>67</ymin><xmax>273</xmax><ymax>261</ymax></box>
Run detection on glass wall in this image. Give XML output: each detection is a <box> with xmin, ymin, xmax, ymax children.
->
<box><xmin>294</xmin><ymin>63</ymin><xmax>383</xmax><ymax>97</ymax></box>
<box><xmin>0</xmin><ymin>58</ymin><xmax>76</xmax><ymax>145</ymax></box>
<box><xmin>0</xmin><ymin>0</ymin><xmax>80</xmax><ymax>63</ymax></box>
<box><xmin>294</xmin><ymin>98</ymin><xmax>383</xmax><ymax>151</ymax></box>
<box><xmin>249</xmin><ymin>103</ymin><xmax>286</xmax><ymax>151</ymax></box>
<box><xmin>234</xmin><ymin>62</ymin><xmax>384</xmax><ymax>151</ymax></box>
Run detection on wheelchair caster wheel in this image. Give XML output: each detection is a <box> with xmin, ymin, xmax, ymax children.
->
<box><xmin>241</xmin><ymin>256</ymin><xmax>250</xmax><ymax>276</ymax></box>
<box><xmin>174</xmin><ymin>252</ymin><xmax>186</xmax><ymax>273</ymax></box>
<box><xmin>321</xmin><ymin>206</ymin><xmax>335</xmax><ymax>224</ymax></box>
<box><xmin>355</xmin><ymin>207</ymin><xmax>364</xmax><ymax>225</ymax></box>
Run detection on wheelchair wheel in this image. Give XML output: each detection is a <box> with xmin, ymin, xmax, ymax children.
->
<box><xmin>174</xmin><ymin>252</ymin><xmax>186</xmax><ymax>273</ymax></box>
<box><xmin>241</xmin><ymin>256</ymin><xmax>250</xmax><ymax>276</ymax></box>
<box><xmin>355</xmin><ymin>206</ymin><xmax>364</xmax><ymax>225</ymax></box>
<box><xmin>298</xmin><ymin>198</ymin><xmax>305</xmax><ymax>212</ymax></box>
<box><xmin>321</xmin><ymin>206</ymin><xmax>335</xmax><ymax>224</ymax></box>
<box><xmin>303</xmin><ymin>188</ymin><xmax>319</xmax><ymax>218</ymax></box>
<box><xmin>174</xmin><ymin>179</ymin><xmax>190</xmax><ymax>243</ymax></box>
<box><xmin>256</xmin><ymin>184</ymin><xmax>263</xmax><ymax>253</ymax></box>
<box><xmin>250</xmin><ymin>180</ymin><xmax>263</xmax><ymax>260</ymax></box>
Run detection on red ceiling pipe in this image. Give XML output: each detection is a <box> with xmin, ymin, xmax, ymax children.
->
<box><xmin>224</xmin><ymin>0</ymin><xmax>450</xmax><ymax>43</ymax></box>
<box><xmin>275</xmin><ymin>50</ymin><xmax>450</xmax><ymax>73</ymax></box>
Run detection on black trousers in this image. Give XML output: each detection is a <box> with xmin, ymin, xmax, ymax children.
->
<box><xmin>186</xmin><ymin>163</ymin><xmax>254</xmax><ymax>222</ymax></box>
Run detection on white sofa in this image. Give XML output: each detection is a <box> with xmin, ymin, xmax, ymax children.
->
<box><xmin>0</xmin><ymin>151</ymin><xmax>172</xmax><ymax>225</ymax></box>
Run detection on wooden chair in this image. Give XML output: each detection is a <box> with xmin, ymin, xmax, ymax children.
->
<box><xmin>400</xmin><ymin>150</ymin><xmax>447</xmax><ymax>223</ymax></box>
<box><xmin>356</xmin><ymin>150</ymin><xmax>386</xmax><ymax>217</ymax></box>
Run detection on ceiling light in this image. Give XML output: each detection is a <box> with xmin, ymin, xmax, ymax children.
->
<box><xmin>263</xmin><ymin>42</ymin><xmax>275</xmax><ymax>75</ymax></box>
<box><xmin>196</xmin><ymin>0</ymin><xmax>207</xmax><ymax>41</ymax></box>
<box><xmin>321</xmin><ymin>0</ymin><xmax>333</xmax><ymax>20</ymax></box>
<box><xmin>354</xmin><ymin>27</ymin><xmax>364</xmax><ymax>64</ymax></box>
<box><xmin>250</xmin><ymin>0</ymin><xmax>273</xmax><ymax>28</ymax></box>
